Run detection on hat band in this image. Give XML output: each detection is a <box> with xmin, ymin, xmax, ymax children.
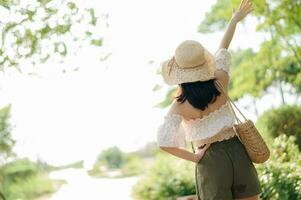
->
<box><xmin>167</xmin><ymin>56</ymin><xmax>207</xmax><ymax>75</ymax></box>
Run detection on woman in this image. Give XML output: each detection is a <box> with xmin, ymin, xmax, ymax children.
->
<box><xmin>156</xmin><ymin>0</ymin><xmax>262</xmax><ymax>200</ymax></box>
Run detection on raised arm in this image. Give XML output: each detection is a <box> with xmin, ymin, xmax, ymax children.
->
<box><xmin>219</xmin><ymin>0</ymin><xmax>254</xmax><ymax>50</ymax></box>
<box><xmin>214</xmin><ymin>1</ymin><xmax>253</xmax><ymax>89</ymax></box>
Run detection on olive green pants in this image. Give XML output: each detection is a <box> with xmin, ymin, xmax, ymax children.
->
<box><xmin>195</xmin><ymin>136</ymin><xmax>262</xmax><ymax>200</ymax></box>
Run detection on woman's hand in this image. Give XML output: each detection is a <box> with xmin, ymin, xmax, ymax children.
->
<box><xmin>159</xmin><ymin>143</ymin><xmax>211</xmax><ymax>164</ymax></box>
<box><xmin>193</xmin><ymin>143</ymin><xmax>211</xmax><ymax>163</ymax></box>
<box><xmin>218</xmin><ymin>0</ymin><xmax>254</xmax><ymax>49</ymax></box>
<box><xmin>231</xmin><ymin>0</ymin><xmax>254</xmax><ymax>23</ymax></box>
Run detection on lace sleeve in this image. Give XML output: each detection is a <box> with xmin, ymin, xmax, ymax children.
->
<box><xmin>156</xmin><ymin>114</ymin><xmax>187</xmax><ymax>148</ymax></box>
<box><xmin>214</xmin><ymin>48</ymin><xmax>231</xmax><ymax>74</ymax></box>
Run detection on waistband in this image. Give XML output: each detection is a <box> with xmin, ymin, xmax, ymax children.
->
<box><xmin>192</xmin><ymin>126</ymin><xmax>237</xmax><ymax>149</ymax></box>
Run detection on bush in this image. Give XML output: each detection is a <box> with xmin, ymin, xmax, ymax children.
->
<box><xmin>121</xmin><ymin>154</ymin><xmax>146</xmax><ymax>177</ymax></box>
<box><xmin>132</xmin><ymin>152</ymin><xmax>195</xmax><ymax>200</ymax></box>
<box><xmin>256</xmin><ymin>135</ymin><xmax>301</xmax><ymax>200</ymax></box>
<box><xmin>1</xmin><ymin>159</ymin><xmax>38</xmax><ymax>183</ymax></box>
<box><xmin>89</xmin><ymin>146</ymin><xmax>125</xmax><ymax>178</ymax></box>
<box><xmin>3</xmin><ymin>173</ymin><xmax>55</xmax><ymax>200</ymax></box>
<box><xmin>256</xmin><ymin>104</ymin><xmax>301</xmax><ymax>149</ymax></box>
<box><xmin>132</xmin><ymin>135</ymin><xmax>301</xmax><ymax>200</ymax></box>
<box><xmin>95</xmin><ymin>146</ymin><xmax>125</xmax><ymax>169</ymax></box>
<box><xmin>0</xmin><ymin>158</ymin><xmax>60</xmax><ymax>200</ymax></box>
<box><xmin>90</xmin><ymin>145</ymin><xmax>156</xmax><ymax>178</ymax></box>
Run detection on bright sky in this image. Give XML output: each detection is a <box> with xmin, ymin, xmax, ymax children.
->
<box><xmin>0</xmin><ymin>0</ymin><xmax>293</xmax><ymax>167</ymax></box>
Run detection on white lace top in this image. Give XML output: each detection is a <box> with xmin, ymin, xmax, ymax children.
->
<box><xmin>156</xmin><ymin>48</ymin><xmax>235</xmax><ymax>148</ymax></box>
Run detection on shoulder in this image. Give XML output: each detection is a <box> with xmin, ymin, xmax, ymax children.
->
<box><xmin>214</xmin><ymin>48</ymin><xmax>231</xmax><ymax>70</ymax></box>
<box><xmin>214</xmin><ymin>48</ymin><xmax>231</xmax><ymax>71</ymax></box>
<box><xmin>214</xmin><ymin>48</ymin><xmax>231</xmax><ymax>59</ymax></box>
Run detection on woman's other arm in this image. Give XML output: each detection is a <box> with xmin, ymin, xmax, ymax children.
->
<box><xmin>160</xmin><ymin>144</ymin><xmax>210</xmax><ymax>163</ymax></box>
<box><xmin>157</xmin><ymin>100</ymin><xmax>211</xmax><ymax>164</ymax></box>
<box><xmin>219</xmin><ymin>0</ymin><xmax>254</xmax><ymax>50</ymax></box>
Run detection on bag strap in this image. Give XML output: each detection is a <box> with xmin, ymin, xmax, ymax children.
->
<box><xmin>191</xmin><ymin>142</ymin><xmax>195</xmax><ymax>153</ymax></box>
<box><xmin>214</xmin><ymin>79</ymin><xmax>247</xmax><ymax>123</ymax></box>
<box><xmin>191</xmin><ymin>141</ymin><xmax>200</xmax><ymax>198</ymax></box>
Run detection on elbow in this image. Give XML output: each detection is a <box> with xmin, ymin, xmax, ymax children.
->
<box><xmin>158</xmin><ymin>145</ymin><xmax>170</xmax><ymax>152</ymax></box>
<box><xmin>159</xmin><ymin>146</ymin><xmax>168</xmax><ymax>151</ymax></box>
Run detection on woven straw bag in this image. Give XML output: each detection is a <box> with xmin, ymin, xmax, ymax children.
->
<box><xmin>214</xmin><ymin>80</ymin><xmax>270</xmax><ymax>164</ymax></box>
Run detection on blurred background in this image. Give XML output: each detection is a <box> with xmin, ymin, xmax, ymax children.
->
<box><xmin>0</xmin><ymin>0</ymin><xmax>300</xmax><ymax>199</ymax></box>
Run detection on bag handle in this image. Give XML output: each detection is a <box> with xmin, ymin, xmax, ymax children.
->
<box><xmin>214</xmin><ymin>79</ymin><xmax>247</xmax><ymax>124</ymax></box>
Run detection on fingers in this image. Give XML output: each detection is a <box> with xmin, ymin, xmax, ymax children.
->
<box><xmin>240</xmin><ymin>0</ymin><xmax>253</xmax><ymax>17</ymax></box>
<box><xmin>245</xmin><ymin>4</ymin><xmax>254</xmax><ymax>15</ymax></box>
<box><xmin>233</xmin><ymin>0</ymin><xmax>253</xmax><ymax>22</ymax></box>
<box><xmin>199</xmin><ymin>143</ymin><xmax>211</xmax><ymax>152</ymax></box>
<box><xmin>244</xmin><ymin>1</ymin><xmax>253</xmax><ymax>11</ymax></box>
<box><xmin>239</xmin><ymin>0</ymin><xmax>246</xmax><ymax>9</ymax></box>
<box><xmin>203</xmin><ymin>143</ymin><xmax>211</xmax><ymax>151</ymax></box>
<box><xmin>240</xmin><ymin>0</ymin><xmax>252</xmax><ymax>11</ymax></box>
<box><xmin>246</xmin><ymin>7</ymin><xmax>254</xmax><ymax>15</ymax></box>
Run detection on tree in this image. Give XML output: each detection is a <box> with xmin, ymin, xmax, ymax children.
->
<box><xmin>256</xmin><ymin>104</ymin><xmax>301</xmax><ymax>149</ymax></box>
<box><xmin>96</xmin><ymin>146</ymin><xmax>125</xmax><ymax>169</ymax></box>
<box><xmin>134</xmin><ymin>141</ymin><xmax>160</xmax><ymax>158</ymax></box>
<box><xmin>198</xmin><ymin>0</ymin><xmax>301</xmax><ymax>101</ymax></box>
<box><xmin>0</xmin><ymin>0</ymin><xmax>107</xmax><ymax>72</ymax></box>
<box><xmin>156</xmin><ymin>0</ymin><xmax>301</xmax><ymax>106</ymax></box>
<box><xmin>0</xmin><ymin>105</ymin><xmax>14</xmax><ymax>200</ymax></box>
<box><xmin>0</xmin><ymin>105</ymin><xmax>14</xmax><ymax>165</ymax></box>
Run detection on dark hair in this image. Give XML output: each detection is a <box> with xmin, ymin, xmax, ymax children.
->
<box><xmin>175</xmin><ymin>78</ymin><xmax>221</xmax><ymax>111</ymax></box>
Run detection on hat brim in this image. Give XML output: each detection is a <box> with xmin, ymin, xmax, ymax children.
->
<box><xmin>161</xmin><ymin>49</ymin><xmax>216</xmax><ymax>86</ymax></box>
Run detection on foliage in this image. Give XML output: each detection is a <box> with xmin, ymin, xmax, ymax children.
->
<box><xmin>198</xmin><ymin>0</ymin><xmax>234</xmax><ymax>33</ymax></box>
<box><xmin>120</xmin><ymin>153</ymin><xmax>146</xmax><ymax>177</ymax></box>
<box><xmin>87</xmin><ymin>165</ymin><xmax>106</xmax><ymax>178</ymax></box>
<box><xmin>0</xmin><ymin>105</ymin><xmax>15</xmax><ymax>164</ymax></box>
<box><xmin>51</xmin><ymin>160</ymin><xmax>84</xmax><ymax>170</ymax></box>
<box><xmin>132</xmin><ymin>152</ymin><xmax>195</xmax><ymax>200</ymax></box>
<box><xmin>228</xmin><ymin>45</ymin><xmax>277</xmax><ymax>99</ymax></box>
<box><xmin>134</xmin><ymin>141</ymin><xmax>161</xmax><ymax>158</ymax></box>
<box><xmin>132</xmin><ymin>135</ymin><xmax>301</xmax><ymax>200</ymax></box>
<box><xmin>0</xmin><ymin>0</ymin><xmax>106</xmax><ymax>71</ymax></box>
<box><xmin>198</xmin><ymin>0</ymin><xmax>301</xmax><ymax>99</ymax></box>
<box><xmin>1</xmin><ymin>159</ymin><xmax>38</xmax><ymax>181</ymax></box>
<box><xmin>90</xmin><ymin>143</ymin><xmax>159</xmax><ymax>178</ymax></box>
<box><xmin>0</xmin><ymin>158</ymin><xmax>62</xmax><ymax>200</ymax></box>
<box><xmin>256</xmin><ymin>135</ymin><xmax>301</xmax><ymax>200</ymax></box>
<box><xmin>94</xmin><ymin>146</ymin><xmax>125</xmax><ymax>170</ymax></box>
<box><xmin>0</xmin><ymin>104</ymin><xmax>14</xmax><ymax>199</ymax></box>
<box><xmin>3</xmin><ymin>173</ymin><xmax>55</xmax><ymax>200</ymax></box>
<box><xmin>256</xmin><ymin>104</ymin><xmax>301</xmax><ymax>149</ymax></box>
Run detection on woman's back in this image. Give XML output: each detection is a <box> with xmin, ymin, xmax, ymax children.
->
<box><xmin>181</xmin><ymin>79</ymin><xmax>236</xmax><ymax>143</ymax></box>
<box><xmin>180</xmin><ymin>80</ymin><xmax>229</xmax><ymax>122</ymax></box>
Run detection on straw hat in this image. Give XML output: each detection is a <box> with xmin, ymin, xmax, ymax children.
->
<box><xmin>161</xmin><ymin>40</ymin><xmax>216</xmax><ymax>85</ymax></box>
